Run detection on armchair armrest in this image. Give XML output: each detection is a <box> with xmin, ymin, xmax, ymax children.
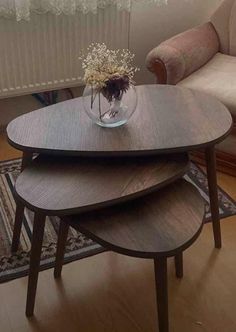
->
<box><xmin>146</xmin><ymin>22</ymin><xmax>219</xmax><ymax>85</ymax></box>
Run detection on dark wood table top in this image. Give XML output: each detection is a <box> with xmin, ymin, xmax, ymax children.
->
<box><xmin>14</xmin><ymin>154</ymin><xmax>189</xmax><ymax>215</ymax></box>
<box><xmin>65</xmin><ymin>179</ymin><xmax>205</xmax><ymax>258</ymax></box>
<box><xmin>7</xmin><ymin>85</ymin><xmax>233</xmax><ymax>157</ymax></box>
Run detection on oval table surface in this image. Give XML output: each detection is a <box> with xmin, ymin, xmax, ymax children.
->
<box><xmin>14</xmin><ymin>153</ymin><xmax>189</xmax><ymax>215</ymax></box>
<box><xmin>64</xmin><ymin>179</ymin><xmax>205</xmax><ymax>258</ymax></box>
<box><xmin>7</xmin><ymin>85</ymin><xmax>233</xmax><ymax>157</ymax></box>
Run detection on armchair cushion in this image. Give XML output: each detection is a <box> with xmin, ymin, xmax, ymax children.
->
<box><xmin>210</xmin><ymin>0</ymin><xmax>236</xmax><ymax>55</ymax></box>
<box><xmin>146</xmin><ymin>23</ymin><xmax>219</xmax><ymax>85</ymax></box>
<box><xmin>210</xmin><ymin>0</ymin><xmax>235</xmax><ymax>54</ymax></box>
<box><xmin>177</xmin><ymin>52</ymin><xmax>236</xmax><ymax>121</ymax></box>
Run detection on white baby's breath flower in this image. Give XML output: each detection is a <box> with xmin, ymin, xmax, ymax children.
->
<box><xmin>79</xmin><ymin>43</ymin><xmax>139</xmax><ymax>89</ymax></box>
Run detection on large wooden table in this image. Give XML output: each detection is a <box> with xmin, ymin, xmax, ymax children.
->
<box><xmin>7</xmin><ymin>85</ymin><xmax>233</xmax><ymax>249</ymax></box>
<box><xmin>8</xmin><ymin>85</ymin><xmax>232</xmax><ymax>156</ymax></box>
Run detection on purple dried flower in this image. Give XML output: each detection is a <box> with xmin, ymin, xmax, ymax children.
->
<box><xmin>101</xmin><ymin>75</ymin><xmax>130</xmax><ymax>102</ymax></box>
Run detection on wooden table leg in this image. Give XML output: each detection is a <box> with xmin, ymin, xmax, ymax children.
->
<box><xmin>154</xmin><ymin>257</ymin><xmax>169</xmax><ymax>332</ymax></box>
<box><xmin>11</xmin><ymin>151</ymin><xmax>33</xmax><ymax>252</ymax></box>
<box><xmin>11</xmin><ymin>201</ymin><xmax>25</xmax><ymax>252</ymax></box>
<box><xmin>205</xmin><ymin>146</ymin><xmax>221</xmax><ymax>249</ymax></box>
<box><xmin>54</xmin><ymin>221</ymin><xmax>70</xmax><ymax>279</ymax></box>
<box><xmin>174</xmin><ymin>252</ymin><xmax>183</xmax><ymax>279</ymax></box>
<box><xmin>26</xmin><ymin>212</ymin><xmax>46</xmax><ymax>317</ymax></box>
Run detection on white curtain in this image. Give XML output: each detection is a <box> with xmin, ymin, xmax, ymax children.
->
<box><xmin>0</xmin><ymin>0</ymin><xmax>167</xmax><ymax>21</ymax></box>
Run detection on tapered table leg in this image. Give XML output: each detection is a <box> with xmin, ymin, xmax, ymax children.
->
<box><xmin>205</xmin><ymin>146</ymin><xmax>221</xmax><ymax>249</ymax></box>
<box><xmin>11</xmin><ymin>201</ymin><xmax>25</xmax><ymax>252</ymax></box>
<box><xmin>26</xmin><ymin>212</ymin><xmax>46</xmax><ymax>317</ymax></box>
<box><xmin>154</xmin><ymin>257</ymin><xmax>169</xmax><ymax>332</ymax></box>
<box><xmin>21</xmin><ymin>151</ymin><xmax>33</xmax><ymax>171</ymax></box>
<box><xmin>174</xmin><ymin>252</ymin><xmax>183</xmax><ymax>279</ymax></box>
<box><xmin>11</xmin><ymin>151</ymin><xmax>33</xmax><ymax>252</ymax></box>
<box><xmin>54</xmin><ymin>221</ymin><xmax>70</xmax><ymax>279</ymax></box>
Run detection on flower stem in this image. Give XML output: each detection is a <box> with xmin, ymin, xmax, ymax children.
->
<box><xmin>98</xmin><ymin>92</ymin><xmax>102</xmax><ymax>121</ymax></box>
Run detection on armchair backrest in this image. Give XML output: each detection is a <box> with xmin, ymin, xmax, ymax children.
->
<box><xmin>211</xmin><ymin>0</ymin><xmax>236</xmax><ymax>55</ymax></box>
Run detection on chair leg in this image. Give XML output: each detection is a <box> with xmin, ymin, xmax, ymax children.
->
<box><xmin>174</xmin><ymin>252</ymin><xmax>183</xmax><ymax>279</ymax></box>
<box><xmin>154</xmin><ymin>257</ymin><xmax>169</xmax><ymax>332</ymax></box>
<box><xmin>54</xmin><ymin>221</ymin><xmax>70</xmax><ymax>279</ymax></box>
<box><xmin>11</xmin><ymin>202</ymin><xmax>25</xmax><ymax>252</ymax></box>
<box><xmin>26</xmin><ymin>212</ymin><xmax>46</xmax><ymax>317</ymax></box>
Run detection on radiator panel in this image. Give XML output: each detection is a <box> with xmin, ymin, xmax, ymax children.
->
<box><xmin>0</xmin><ymin>7</ymin><xmax>130</xmax><ymax>98</ymax></box>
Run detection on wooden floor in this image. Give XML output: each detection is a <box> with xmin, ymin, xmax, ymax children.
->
<box><xmin>0</xmin><ymin>133</ymin><xmax>236</xmax><ymax>332</ymax></box>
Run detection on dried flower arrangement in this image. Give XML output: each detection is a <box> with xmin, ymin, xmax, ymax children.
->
<box><xmin>80</xmin><ymin>43</ymin><xmax>139</xmax><ymax>103</ymax></box>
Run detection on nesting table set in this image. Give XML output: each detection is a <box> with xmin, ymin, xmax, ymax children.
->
<box><xmin>7</xmin><ymin>85</ymin><xmax>232</xmax><ymax>332</ymax></box>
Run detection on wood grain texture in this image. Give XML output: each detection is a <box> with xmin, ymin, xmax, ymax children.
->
<box><xmin>11</xmin><ymin>151</ymin><xmax>33</xmax><ymax>252</ymax></box>
<box><xmin>174</xmin><ymin>252</ymin><xmax>184</xmax><ymax>279</ymax></box>
<box><xmin>154</xmin><ymin>257</ymin><xmax>169</xmax><ymax>332</ymax></box>
<box><xmin>25</xmin><ymin>213</ymin><xmax>46</xmax><ymax>317</ymax></box>
<box><xmin>14</xmin><ymin>154</ymin><xmax>189</xmax><ymax>215</ymax></box>
<box><xmin>191</xmin><ymin>128</ymin><xmax>236</xmax><ymax>176</ymax></box>
<box><xmin>0</xmin><ymin>132</ymin><xmax>21</xmax><ymax>161</ymax></box>
<box><xmin>7</xmin><ymin>85</ymin><xmax>233</xmax><ymax>156</ymax></box>
<box><xmin>205</xmin><ymin>146</ymin><xmax>221</xmax><ymax>248</ymax></box>
<box><xmin>0</xmin><ymin>149</ymin><xmax>235</xmax><ymax>332</ymax></box>
<box><xmin>65</xmin><ymin>179</ymin><xmax>205</xmax><ymax>258</ymax></box>
<box><xmin>54</xmin><ymin>221</ymin><xmax>70</xmax><ymax>279</ymax></box>
<box><xmin>146</xmin><ymin>59</ymin><xmax>167</xmax><ymax>84</ymax></box>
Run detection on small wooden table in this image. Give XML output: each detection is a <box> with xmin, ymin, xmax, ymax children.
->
<box><xmin>7</xmin><ymin>85</ymin><xmax>233</xmax><ymax>249</ymax></box>
<box><xmin>56</xmin><ymin>179</ymin><xmax>205</xmax><ymax>332</ymax></box>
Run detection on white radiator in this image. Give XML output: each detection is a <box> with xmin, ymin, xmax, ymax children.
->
<box><xmin>0</xmin><ymin>6</ymin><xmax>130</xmax><ymax>98</ymax></box>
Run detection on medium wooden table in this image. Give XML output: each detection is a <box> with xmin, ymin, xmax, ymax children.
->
<box><xmin>13</xmin><ymin>153</ymin><xmax>205</xmax><ymax>332</ymax></box>
<box><xmin>14</xmin><ymin>153</ymin><xmax>189</xmax><ymax>318</ymax></box>
<box><xmin>7</xmin><ymin>85</ymin><xmax>233</xmax><ymax>249</ymax></box>
<box><xmin>14</xmin><ymin>154</ymin><xmax>188</xmax><ymax>215</ymax></box>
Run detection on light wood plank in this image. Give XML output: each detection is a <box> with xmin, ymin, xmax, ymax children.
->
<box><xmin>0</xmin><ymin>133</ymin><xmax>21</xmax><ymax>161</ymax></box>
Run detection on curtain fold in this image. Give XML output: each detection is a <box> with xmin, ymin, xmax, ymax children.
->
<box><xmin>0</xmin><ymin>0</ymin><xmax>167</xmax><ymax>21</ymax></box>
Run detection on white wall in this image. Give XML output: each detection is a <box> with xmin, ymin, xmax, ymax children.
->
<box><xmin>130</xmin><ymin>0</ymin><xmax>223</xmax><ymax>84</ymax></box>
<box><xmin>0</xmin><ymin>0</ymin><xmax>223</xmax><ymax>129</ymax></box>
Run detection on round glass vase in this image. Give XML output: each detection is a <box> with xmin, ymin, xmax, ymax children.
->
<box><xmin>83</xmin><ymin>85</ymin><xmax>138</xmax><ymax>128</ymax></box>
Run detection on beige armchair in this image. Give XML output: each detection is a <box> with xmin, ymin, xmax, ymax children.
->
<box><xmin>146</xmin><ymin>0</ymin><xmax>236</xmax><ymax>175</ymax></box>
